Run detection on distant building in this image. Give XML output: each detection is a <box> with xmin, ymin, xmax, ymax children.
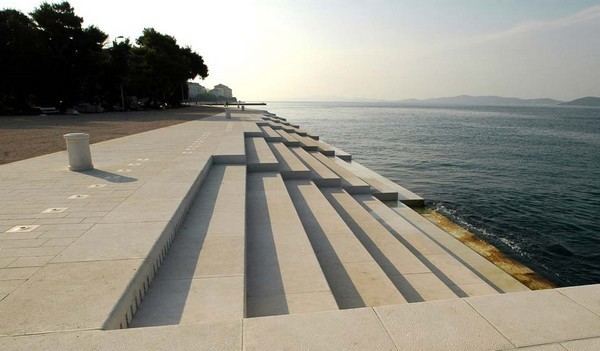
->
<box><xmin>209</xmin><ymin>84</ymin><xmax>233</xmax><ymax>99</ymax></box>
<box><xmin>187</xmin><ymin>82</ymin><xmax>206</xmax><ymax>99</ymax></box>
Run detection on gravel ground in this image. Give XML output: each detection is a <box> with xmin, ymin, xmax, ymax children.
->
<box><xmin>0</xmin><ymin>106</ymin><xmax>223</xmax><ymax>165</ymax></box>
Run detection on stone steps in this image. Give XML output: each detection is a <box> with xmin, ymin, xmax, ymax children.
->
<box><xmin>268</xmin><ymin>142</ymin><xmax>311</xmax><ymax>179</ymax></box>
<box><xmin>259</xmin><ymin>126</ymin><xmax>283</xmax><ymax>142</ymax></box>
<box><xmin>291</xmin><ymin>133</ymin><xmax>320</xmax><ymax>151</ymax></box>
<box><xmin>246</xmin><ymin>172</ymin><xmax>338</xmax><ymax>317</ymax></box>
<box><xmin>357</xmin><ymin>195</ymin><xmax>500</xmax><ymax>297</ymax></box>
<box><xmin>316</xmin><ymin>140</ymin><xmax>336</xmax><ymax>156</ymax></box>
<box><xmin>290</xmin><ymin>127</ymin><xmax>308</xmax><ymax>136</ymax></box>
<box><xmin>131</xmin><ymin>165</ymin><xmax>246</xmax><ymax>327</ymax></box>
<box><xmin>259</xmin><ymin>120</ymin><xmax>282</xmax><ymax>130</ymax></box>
<box><xmin>245</xmin><ymin>137</ymin><xmax>279</xmax><ymax>172</ymax></box>
<box><xmin>311</xmin><ymin>153</ymin><xmax>370</xmax><ymax>194</ymax></box>
<box><xmin>391</xmin><ymin>203</ymin><xmax>530</xmax><ymax>293</ymax></box>
<box><xmin>322</xmin><ymin>188</ymin><xmax>458</xmax><ymax>302</ymax></box>
<box><xmin>213</xmin><ymin>132</ymin><xmax>245</xmax><ymax>164</ymax></box>
<box><xmin>334</xmin><ymin>158</ymin><xmax>424</xmax><ymax>205</ymax></box>
<box><xmin>286</xmin><ymin>180</ymin><xmax>406</xmax><ymax>308</ymax></box>
<box><xmin>275</xmin><ymin>130</ymin><xmax>301</xmax><ymax>147</ymax></box>
<box><xmin>291</xmin><ymin>147</ymin><xmax>341</xmax><ymax>187</ymax></box>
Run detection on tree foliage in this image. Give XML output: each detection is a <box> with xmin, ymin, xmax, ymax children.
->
<box><xmin>0</xmin><ymin>1</ymin><xmax>208</xmax><ymax>113</ymax></box>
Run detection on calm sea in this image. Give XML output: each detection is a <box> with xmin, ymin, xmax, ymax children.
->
<box><xmin>266</xmin><ymin>101</ymin><xmax>600</xmax><ymax>287</ymax></box>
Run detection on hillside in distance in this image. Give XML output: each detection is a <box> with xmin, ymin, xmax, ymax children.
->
<box><xmin>399</xmin><ymin>95</ymin><xmax>563</xmax><ymax>106</ymax></box>
<box><xmin>560</xmin><ymin>96</ymin><xmax>600</xmax><ymax>107</ymax></box>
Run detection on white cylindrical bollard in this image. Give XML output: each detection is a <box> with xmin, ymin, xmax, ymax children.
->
<box><xmin>64</xmin><ymin>133</ymin><xmax>93</xmax><ymax>171</ymax></box>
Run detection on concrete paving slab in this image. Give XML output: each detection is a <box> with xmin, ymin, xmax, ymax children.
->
<box><xmin>52</xmin><ymin>222</ymin><xmax>169</xmax><ymax>262</ymax></box>
<box><xmin>376</xmin><ymin>298</ymin><xmax>513</xmax><ymax>351</ymax></box>
<box><xmin>562</xmin><ymin>337</ymin><xmax>600</xmax><ymax>351</ymax></box>
<box><xmin>0</xmin><ymin>259</ymin><xmax>144</xmax><ymax>335</ymax></box>
<box><xmin>0</xmin><ymin>320</ymin><xmax>242</xmax><ymax>350</ymax></box>
<box><xmin>513</xmin><ymin>345</ymin><xmax>567</xmax><ymax>351</ymax></box>
<box><xmin>0</xmin><ymin>279</ymin><xmax>25</xmax><ymax>297</ymax></box>
<box><xmin>558</xmin><ymin>284</ymin><xmax>600</xmax><ymax>316</ymax></box>
<box><xmin>0</xmin><ymin>267</ymin><xmax>39</xmax><ymax>280</ymax></box>
<box><xmin>244</xmin><ymin>307</ymin><xmax>396</xmax><ymax>351</ymax></box>
<box><xmin>0</xmin><ymin>258</ymin><xmax>16</xmax><ymax>268</ymax></box>
<box><xmin>467</xmin><ymin>290</ymin><xmax>600</xmax><ymax>347</ymax></box>
<box><xmin>7</xmin><ymin>256</ymin><xmax>54</xmax><ymax>268</ymax></box>
<box><xmin>131</xmin><ymin>276</ymin><xmax>244</xmax><ymax>327</ymax></box>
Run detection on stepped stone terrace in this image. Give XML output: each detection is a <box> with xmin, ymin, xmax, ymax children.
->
<box><xmin>0</xmin><ymin>107</ymin><xmax>599</xmax><ymax>350</ymax></box>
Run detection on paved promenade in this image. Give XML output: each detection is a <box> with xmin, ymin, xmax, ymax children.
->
<box><xmin>0</xmin><ymin>108</ymin><xmax>599</xmax><ymax>350</ymax></box>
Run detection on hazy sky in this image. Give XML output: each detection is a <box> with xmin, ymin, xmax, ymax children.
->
<box><xmin>3</xmin><ymin>0</ymin><xmax>600</xmax><ymax>101</ymax></box>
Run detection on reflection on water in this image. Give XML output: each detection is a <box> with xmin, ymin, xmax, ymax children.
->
<box><xmin>267</xmin><ymin>102</ymin><xmax>600</xmax><ymax>287</ymax></box>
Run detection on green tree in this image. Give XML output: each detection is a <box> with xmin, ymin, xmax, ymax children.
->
<box><xmin>0</xmin><ymin>9</ymin><xmax>42</xmax><ymax>111</ymax></box>
<box><xmin>30</xmin><ymin>1</ymin><xmax>107</xmax><ymax>108</ymax></box>
<box><xmin>128</xmin><ymin>28</ymin><xmax>208</xmax><ymax>106</ymax></box>
<box><xmin>1</xmin><ymin>2</ymin><xmax>209</xmax><ymax>113</ymax></box>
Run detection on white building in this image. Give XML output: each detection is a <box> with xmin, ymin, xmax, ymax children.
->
<box><xmin>209</xmin><ymin>84</ymin><xmax>233</xmax><ymax>99</ymax></box>
<box><xmin>187</xmin><ymin>82</ymin><xmax>207</xmax><ymax>99</ymax></box>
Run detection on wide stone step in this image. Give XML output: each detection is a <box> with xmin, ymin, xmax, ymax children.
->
<box><xmin>311</xmin><ymin>153</ymin><xmax>370</xmax><ymax>194</ymax></box>
<box><xmin>289</xmin><ymin>127</ymin><xmax>308</xmax><ymax>136</ymax></box>
<box><xmin>326</xmin><ymin>142</ymin><xmax>352</xmax><ymax>161</ymax></box>
<box><xmin>322</xmin><ymin>188</ymin><xmax>458</xmax><ymax>302</ymax></box>
<box><xmin>391</xmin><ymin>203</ymin><xmax>530</xmax><ymax>293</ymax></box>
<box><xmin>257</xmin><ymin>120</ymin><xmax>282</xmax><ymax>130</ymax></box>
<box><xmin>291</xmin><ymin>147</ymin><xmax>341</xmax><ymax>187</ymax></box>
<box><xmin>246</xmin><ymin>173</ymin><xmax>338</xmax><ymax>317</ymax></box>
<box><xmin>357</xmin><ymin>195</ymin><xmax>500</xmax><ymax>297</ymax></box>
<box><xmin>316</xmin><ymin>140</ymin><xmax>336</xmax><ymax>156</ymax></box>
<box><xmin>334</xmin><ymin>158</ymin><xmax>424</xmax><ymax>205</ymax></box>
<box><xmin>131</xmin><ymin>165</ymin><xmax>246</xmax><ymax>327</ymax></box>
<box><xmin>291</xmin><ymin>134</ymin><xmax>320</xmax><ymax>151</ymax></box>
<box><xmin>268</xmin><ymin>142</ymin><xmax>311</xmax><ymax>179</ymax></box>
<box><xmin>259</xmin><ymin>126</ymin><xmax>283</xmax><ymax>142</ymax></box>
<box><xmin>214</xmin><ymin>131</ymin><xmax>245</xmax><ymax>164</ymax></box>
<box><xmin>286</xmin><ymin>180</ymin><xmax>406</xmax><ymax>308</ymax></box>
<box><xmin>275</xmin><ymin>130</ymin><xmax>301</xmax><ymax>147</ymax></box>
<box><xmin>281</xmin><ymin>125</ymin><xmax>297</xmax><ymax>133</ymax></box>
<box><xmin>245</xmin><ymin>137</ymin><xmax>279</xmax><ymax>172</ymax></box>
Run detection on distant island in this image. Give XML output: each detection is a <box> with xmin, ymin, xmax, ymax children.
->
<box><xmin>559</xmin><ymin>96</ymin><xmax>600</xmax><ymax>107</ymax></box>
<box><xmin>398</xmin><ymin>95</ymin><xmax>600</xmax><ymax>107</ymax></box>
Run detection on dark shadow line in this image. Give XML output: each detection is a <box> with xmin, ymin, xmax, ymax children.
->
<box><xmin>286</xmin><ymin>179</ymin><xmax>364</xmax><ymax>309</ymax></box>
<box><xmin>79</xmin><ymin>168</ymin><xmax>137</xmax><ymax>183</ymax></box>
<box><xmin>245</xmin><ymin>172</ymin><xmax>288</xmax><ymax>317</ymax></box>
<box><xmin>323</xmin><ymin>188</ymin><xmax>425</xmax><ymax>302</ymax></box>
